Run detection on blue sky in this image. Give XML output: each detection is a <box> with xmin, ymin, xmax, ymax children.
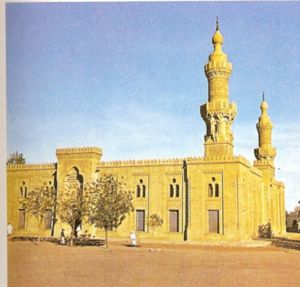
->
<box><xmin>6</xmin><ymin>2</ymin><xmax>300</xmax><ymax>211</ymax></box>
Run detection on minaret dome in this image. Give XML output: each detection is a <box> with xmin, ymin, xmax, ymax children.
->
<box><xmin>212</xmin><ymin>18</ymin><xmax>224</xmax><ymax>45</ymax></box>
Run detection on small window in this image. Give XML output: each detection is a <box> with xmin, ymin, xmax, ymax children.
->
<box><xmin>175</xmin><ymin>185</ymin><xmax>179</xmax><ymax>197</ymax></box>
<box><xmin>142</xmin><ymin>185</ymin><xmax>146</xmax><ymax>197</ymax></box>
<box><xmin>169</xmin><ymin>185</ymin><xmax>174</xmax><ymax>197</ymax></box>
<box><xmin>208</xmin><ymin>184</ymin><xmax>213</xmax><ymax>197</ymax></box>
<box><xmin>136</xmin><ymin>185</ymin><xmax>141</xmax><ymax>197</ymax></box>
<box><xmin>215</xmin><ymin>184</ymin><xmax>219</xmax><ymax>197</ymax></box>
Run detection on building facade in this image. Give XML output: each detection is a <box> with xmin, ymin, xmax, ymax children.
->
<box><xmin>7</xmin><ymin>23</ymin><xmax>286</xmax><ymax>241</ymax></box>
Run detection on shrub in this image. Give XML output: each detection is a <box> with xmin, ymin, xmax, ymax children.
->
<box><xmin>258</xmin><ymin>223</ymin><xmax>272</xmax><ymax>238</ymax></box>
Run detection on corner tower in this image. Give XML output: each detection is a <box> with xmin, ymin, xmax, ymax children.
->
<box><xmin>201</xmin><ymin>20</ymin><xmax>237</xmax><ymax>158</ymax></box>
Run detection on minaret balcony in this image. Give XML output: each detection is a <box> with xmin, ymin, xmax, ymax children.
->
<box><xmin>200</xmin><ymin>101</ymin><xmax>237</xmax><ymax>118</ymax></box>
<box><xmin>204</xmin><ymin>62</ymin><xmax>232</xmax><ymax>79</ymax></box>
<box><xmin>254</xmin><ymin>147</ymin><xmax>277</xmax><ymax>161</ymax></box>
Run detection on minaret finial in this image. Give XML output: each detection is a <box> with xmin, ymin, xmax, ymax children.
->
<box><xmin>262</xmin><ymin>91</ymin><xmax>265</xmax><ymax>101</ymax></box>
<box><xmin>216</xmin><ymin>16</ymin><xmax>219</xmax><ymax>31</ymax></box>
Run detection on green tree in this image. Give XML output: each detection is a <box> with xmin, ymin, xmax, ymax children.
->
<box><xmin>21</xmin><ymin>183</ymin><xmax>56</xmax><ymax>243</ymax></box>
<box><xmin>58</xmin><ymin>184</ymin><xmax>89</xmax><ymax>245</ymax></box>
<box><xmin>294</xmin><ymin>201</ymin><xmax>300</xmax><ymax>215</ymax></box>
<box><xmin>7</xmin><ymin>151</ymin><xmax>26</xmax><ymax>164</ymax></box>
<box><xmin>87</xmin><ymin>175</ymin><xmax>134</xmax><ymax>247</ymax></box>
<box><xmin>149</xmin><ymin>214</ymin><xmax>163</xmax><ymax>234</ymax></box>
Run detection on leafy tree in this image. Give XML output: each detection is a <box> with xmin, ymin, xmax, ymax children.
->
<box><xmin>294</xmin><ymin>201</ymin><xmax>300</xmax><ymax>215</ymax></box>
<box><xmin>21</xmin><ymin>183</ymin><xmax>56</xmax><ymax>243</ymax></box>
<box><xmin>58</xmin><ymin>183</ymin><xmax>89</xmax><ymax>244</ymax></box>
<box><xmin>7</xmin><ymin>151</ymin><xmax>26</xmax><ymax>164</ymax></box>
<box><xmin>87</xmin><ymin>175</ymin><xmax>134</xmax><ymax>247</ymax></box>
<box><xmin>149</xmin><ymin>214</ymin><xmax>163</xmax><ymax>234</ymax></box>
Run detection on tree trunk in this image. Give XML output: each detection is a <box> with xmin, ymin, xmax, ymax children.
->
<box><xmin>70</xmin><ymin>221</ymin><xmax>75</xmax><ymax>246</ymax></box>
<box><xmin>105</xmin><ymin>228</ymin><xmax>108</xmax><ymax>248</ymax></box>
<box><xmin>37</xmin><ymin>218</ymin><xmax>42</xmax><ymax>246</ymax></box>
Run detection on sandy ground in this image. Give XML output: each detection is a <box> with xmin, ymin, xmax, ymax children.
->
<box><xmin>8</xmin><ymin>240</ymin><xmax>300</xmax><ymax>287</ymax></box>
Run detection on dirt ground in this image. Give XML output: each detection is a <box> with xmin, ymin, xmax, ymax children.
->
<box><xmin>8</xmin><ymin>240</ymin><xmax>300</xmax><ymax>287</ymax></box>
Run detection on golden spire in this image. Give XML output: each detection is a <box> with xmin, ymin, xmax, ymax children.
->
<box><xmin>260</xmin><ymin>92</ymin><xmax>270</xmax><ymax>122</ymax></box>
<box><xmin>212</xmin><ymin>18</ymin><xmax>224</xmax><ymax>46</ymax></box>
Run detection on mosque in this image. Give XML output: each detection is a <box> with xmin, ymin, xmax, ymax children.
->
<box><xmin>7</xmin><ymin>22</ymin><xmax>286</xmax><ymax>241</ymax></box>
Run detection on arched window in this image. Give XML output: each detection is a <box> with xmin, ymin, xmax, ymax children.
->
<box><xmin>208</xmin><ymin>184</ymin><xmax>213</xmax><ymax>197</ymax></box>
<box><xmin>20</xmin><ymin>181</ymin><xmax>28</xmax><ymax>198</ymax></box>
<box><xmin>175</xmin><ymin>184</ymin><xmax>180</xmax><ymax>197</ymax></box>
<box><xmin>215</xmin><ymin>184</ymin><xmax>219</xmax><ymax>197</ymax></box>
<box><xmin>136</xmin><ymin>185</ymin><xmax>141</xmax><ymax>197</ymax></box>
<box><xmin>208</xmin><ymin>177</ymin><xmax>220</xmax><ymax>198</ymax></box>
<box><xmin>169</xmin><ymin>178</ymin><xmax>180</xmax><ymax>198</ymax></box>
<box><xmin>170</xmin><ymin>185</ymin><xmax>174</xmax><ymax>197</ymax></box>
<box><xmin>137</xmin><ymin>179</ymin><xmax>146</xmax><ymax>198</ymax></box>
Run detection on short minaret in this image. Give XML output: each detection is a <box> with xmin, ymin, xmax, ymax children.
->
<box><xmin>200</xmin><ymin>19</ymin><xmax>237</xmax><ymax>158</ymax></box>
<box><xmin>254</xmin><ymin>94</ymin><xmax>283</xmax><ymax>231</ymax></box>
<box><xmin>254</xmin><ymin>94</ymin><xmax>277</xmax><ymax>166</ymax></box>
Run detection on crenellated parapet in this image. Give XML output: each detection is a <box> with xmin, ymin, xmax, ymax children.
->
<box><xmin>99</xmin><ymin>157</ymin><xmax>193</xmax><ymax>167</ymax></box>
<box><xmin>98</xmin><ymin>154</ymin><xmax>254</xmax><ymax>168</ymax></box>
<box><xmin>56</xmin><ymin>146</ymin><xmax>102</xmax><ymax>155</ymax></box>
<box><xmin>55</xmin><ymin>147</ymin><xmax>102</xmax><ymax>183</ymax></box>
<box><xmin>7</xmin><ymin>163</ymin><xmax>56</xmax><ymax>170</ymax></box>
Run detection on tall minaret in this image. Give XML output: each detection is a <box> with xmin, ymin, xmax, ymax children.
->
<box><xmin>254</xmin><ymin>94</ymin><xmax>277</xmax><ymax>166</ymax></box>
<box><xmin>200</xmin><ymin>19</ymin><xmax>237</xmax><ymax>158</ymax></box>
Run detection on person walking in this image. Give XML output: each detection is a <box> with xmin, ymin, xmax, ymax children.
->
<box><xmin>60</xmin><ymin>229</ymin><xmax>66</xmax><ymax>245</ymax></box>
<box><xmin>76</xmin><ymin>225</ymin><xmax>81</xmax><ymax>237</ymax></box>
<box><xmin>130</xmin><ymin>231</ymin><xmax>137</xmax><ymax>247</ymax></box>
<box><xmin>7</xmin><ymin>223</ymin><xmax>13</xmax><ymax>237</ymax></box>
